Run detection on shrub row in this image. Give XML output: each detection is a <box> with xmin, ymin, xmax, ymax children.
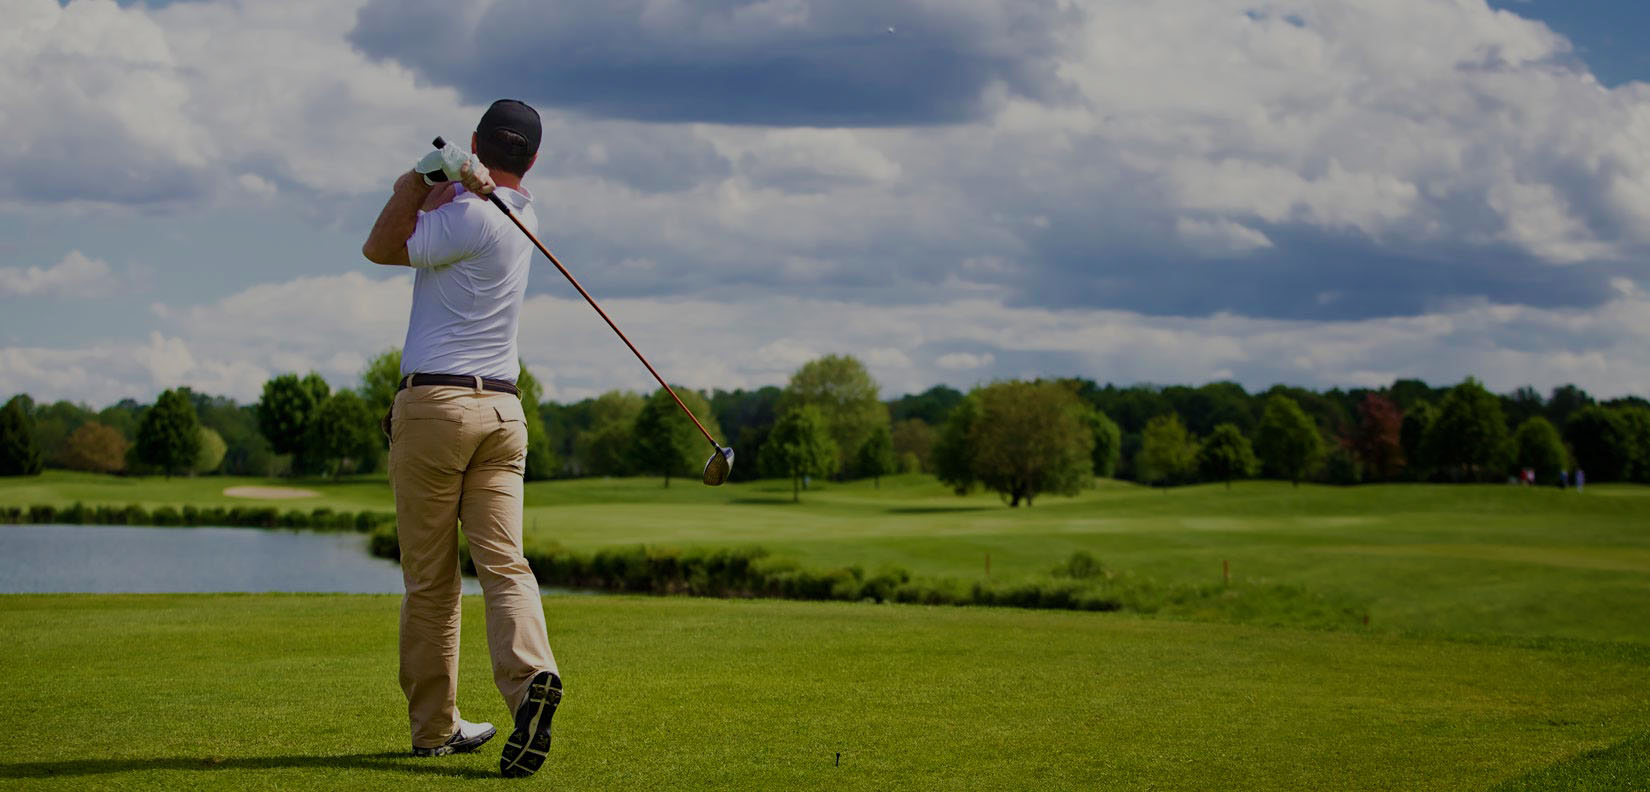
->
<box><xmin>367</xmin><ymin>530</ymin><xmax>1365</xmax><ymax>624</ymax></box>
<box><xmin>1</xmin><ymin>503</ymin><xmax>393</xmax><ymax>532</ymax></box>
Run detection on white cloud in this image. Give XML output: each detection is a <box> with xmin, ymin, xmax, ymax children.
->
<box><xmin>6</xmin><ymin>271</ymin><xmax>1650</xmax><ymax>407</ymax></box>
<box><xmin>935</xmin><ymin>352</ymin><xmax>996</xmax><ymax>371</ymax></box>
<box><xmin>1176</xmin><ymin>217</ymin><xmax>1274</xmax><ymax>258</ymax></box>
<box><xmin>0</xmin><ymin>251</ymin><xmax>114</xmax><ymax>297</ymax></box>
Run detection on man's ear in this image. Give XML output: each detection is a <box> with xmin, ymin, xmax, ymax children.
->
<box><xmin>471</xmin><ymin>132</ymin><xmax>478</xmax><ymax>154</ymax></box>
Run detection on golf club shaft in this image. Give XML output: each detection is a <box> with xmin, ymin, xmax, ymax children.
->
<box><xmin>486</xmin><ymin>194</ymin><xmax>721</xmax><ymax>448</ymax></box>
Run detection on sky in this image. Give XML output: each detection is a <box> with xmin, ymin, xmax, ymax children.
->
<box><xmin>3</xmin><ymin>0</ymin><xmax>1650</xmax><ymax>406</ymax></box>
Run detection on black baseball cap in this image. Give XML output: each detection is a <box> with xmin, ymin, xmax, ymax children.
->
<box><xmin>477</xmin><ymin>99</ymin><xmax>541</xmax><ymax>156</ymax></box>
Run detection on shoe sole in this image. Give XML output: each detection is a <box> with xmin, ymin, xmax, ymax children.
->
<box><xmin>500</xmin><ymin>671</ymin><xmax>561</xmax><ymax>778</ymax></box>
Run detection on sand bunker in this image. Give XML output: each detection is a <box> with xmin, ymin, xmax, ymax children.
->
<box><xmin>222</xmin><ymin>486</ymin><xmax>321</xmax><ymax>500</ymax></box>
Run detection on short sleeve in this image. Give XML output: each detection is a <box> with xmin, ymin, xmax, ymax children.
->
<box><xmin>407</xmin><ymin>199</ymin><xmax>483</xmax><ymax>270</ymax></box>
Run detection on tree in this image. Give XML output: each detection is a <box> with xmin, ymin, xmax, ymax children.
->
<box><xmin>194</xmin><ymin>427</ymin><xmax>227</xmax><ymax>474</ymax></box>
<box><xmin>1546</xmin><ymin>384</ymin><xmax>1594</xmax><ymax>428</ymax></box>
<box><xmin>1616</xmin><ymin>407</ymin><xmax>1650</xmax><ymax>484</ymax></box>
<box><xmin>1138</xmin><ymin>414</ymin><xmax>1198</xmax><ymax>486</ymax></box>
<box><xmin>59</xmin><ymin>422</ymin><xmax>128</xmax><ymax>473</ymax></box>
<box><xmin>890</xmin><ymin>418</ymin><xmax>936</xmax><ymax>473</ymax></box>
<box><xmin>1198</xmin><ymin>423</ymin><xmax>1258</xmax><ymax>488</ymax></box>
<box><xmin>137</xmin><ymin>389</ymin><xmax>203</xmax><ymax>478</ymax></box>
<box><xmin>1256</xmin><ymin>395</ymin><xmax>1324</xmax><ymax>486</ymax></box>
<box><xmin>516</xmin><ymin>363</ymin><xmax>559</xmax><ymax>481</ymax></box>
<box><xmin>0</xmin><ymin>395</ymin><xmax>44</xmax><ymax>476</ymax></box>
<box><xmin>257</xmin><ymin>372</ymin><xmax>331</xmax><ymax>458</ymax></box>
<box><xmin>575</xmin><ymin>390</ymin><xmax>645</xmax><ymax>476</ymax></box>
<box><xmin>780</xmin><ymin>355</ymin><xmax>889</xmax><ymax>476</ymax></box>
<box><xmin>359</xmin><ymin>348</ymin><xmax>403</xmax><ymax>418</ymax></box>
<box><xmin>760</xmin><ymin>405</ymin><xmax>838</xmax><ymax>502</ymax></box>
<box><xmin>1512</xmin><ymin>417</ymin><xmax>1568</xmax><ymax>482</ymax></box>
<box><xmin>1352</xmin><ymin>394</ymin><xmax>1404</xmax><ymax>480</ymax></box>
<box><xmin>1085</xmin><ymin>410</ymin><xmax>1123</xmax><ymax>478</ymax></box>
<box><xmin>932</xmin><ymin>396</ymin><xmax>980</xmax><ymax>494</ymax></box>
<box><xmin>934</xmin><ymin>382</ymin><xmax>1094</xmax><ymax>507</ymax></box>
<box><xmin>1563</xmin><ymin>405</ymin><xmax>1628</xmax><ymax>482</ymax></box>
<box><xmin>887</xmin><ymin>385</ymin><xmax>965</xmax><ymax>425</ymax></box>
<box><xmin>854</xmin><ymin>424</ymin><xmax>896</xmax><ymax>487</ymax></box>
<box><xmin>1423</xmin><ymin>378</ymin><xmax>1510</xmax><ymax>481</ymax></box>
<box><xmin>303</xmin><ymin>391</ymin><xmax>379</xmax><ymax>477</ymax></box>
<box><xmin>32</xmin><ymin>400</ymin><xmax>96</xmax><ymax>467</ymax></box>
<box><xmin>629</xmin><ymin>387</ymin><xmax>723</xmax><ymax>487</ymax></box>
<box><xmin>1400</xmin><ymin>400</ymin><xmax>1436</xmax><ymax>480</ymax></box>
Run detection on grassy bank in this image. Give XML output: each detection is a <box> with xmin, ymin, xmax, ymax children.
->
<box><xmin>2</xmin><ymin>594</ymin><xmax>1647</xmax><ymax>791</ymax></box>
<box><xmin>5</xmin><ymin>471</ymin><xmax>1649</xmax><ymax>645</ymax></box>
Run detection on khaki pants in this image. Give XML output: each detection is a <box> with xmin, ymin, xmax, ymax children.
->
<box><xmin>388</xmin><ymin>384</ymin><xmax>558</xmax><ymax>749</ymax></box>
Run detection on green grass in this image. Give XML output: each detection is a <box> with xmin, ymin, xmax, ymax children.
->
<box><xmin>4</xmin><ymin>471</ymin><xmax>1649</xmax><ymax>788</ymax></box>
<box><xmin>1</xmin><ymin>594</ymin><xmax>1647</xmax><ymax>791</ymax></box>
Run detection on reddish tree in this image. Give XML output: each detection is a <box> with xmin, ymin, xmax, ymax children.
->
<box><xmin>1353</xmin><ymin>394</ymin><xmax>1405</xmax><ymax>479</ymax></box>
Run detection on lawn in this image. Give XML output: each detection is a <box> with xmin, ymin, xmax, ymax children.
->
<box><xmin>3</xmin><ymin>471</ymin><xmax>1648</xmax><ymax>788</ymax></box>
<box><xmin>1</xmin><ymin>594</ymin><xmax>1646</xmax><ymax>791</ymax></box>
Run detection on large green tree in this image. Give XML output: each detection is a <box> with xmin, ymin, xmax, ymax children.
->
<box><xmin>629</xmin><ymin>386</ymin><xmax>723</xmax><ymax>487</ymax></box>
<box><xmin>1256</xmin><ymin>395</ymin><xmax>1324</xmax><ymax>486</ymax></box>
<box><xmin>0</xmin><ymin>395</ymin><xmax>44</xmax><ymax>476</ymax></box>
<box><xmin>575</xmin><ymin>390</ymin><xmax>645</xmax><ymax>476</ymax></box>
<box><xmin>303</xmin><ymin>391</ymin><xmax>379</xmax><ymax>477</ymax></box>
<box><xmin>257</xmin><ymin>372</ymin><xmax>331</xmax><ymax>460</ymax></box>
<box><xmin>31</xmin><ymin>400</ymin><xmax>96</xmax><ymax>467</ymax></box>
<box><xmin>780</xmin><ymin>354</ymin><xmax>888</xmax><ymax>476</ymax></box>
<box><xmin>1511</xmin><ymin>416</ymin><xmax>1568</xmax><ymax>483</ymax></box>
<box><xmin>1399</xmin><ymin>400</ymin><xmax>1436</xmax><ymax>480</ymax></box>
<box><xmin>890</xmin><ymin>418</ymin><xmax>935</xmax><ymax>473</ymax></box>
<box><xmin>1617</xmin><ymin>407</ymin><xmax>1650</xmax><ymax>484</ymax></box>
<box><xmin>516</xmin><ymin>363</ymin><xmax>559</xmax><ymax>481</ymax></box>
<box><xmin>1423</xmin><ymin>378</ymin><xmax>1510</xmax><ymax>481</ymax></box>
<box><xmin>760</xmin><ymin>405</ymin><xmax>838</xmax><ymax>502</ymax></box>
<box><xmin>1563</xmin><ymin>405</ymin><xmax>1627</xmax><ymax>481</ymax></box>
<box><xmin>194</xmin><ymin>426</ymin><xmax>227</xmax><ymax>474</ymax></box>
<box><xmin>934</xmin><ymin>381</ymin><xmax>1094</xmax><ymax>507</ymax></box>
<box><xmin>359</xmin><ymin>348</ymin><xmax>403</xmax><ymax>419</ymax></box>
<box><xmin>853</xmin><ymin>424</ymin><xmax>896</xmax><ymax>487</ymax></box>
<box><xmin>136</xmin><ymin>388</ymin><xmax>203</xmax><ymax>478</ymax></box>
<box><xmin>1198</xmin><ymin>423</ymin><xmax>1259</xmax><ymax>488</ymax></box>
<box><xmin>1085</xmin><ymin>410</ymin><xmax>1123</xmax><ymax>478</ymax></box>
<box><xmin>1139</xmin><ymin>414</ymin><xmax>1198</xmax><ymax>486</ymax></box>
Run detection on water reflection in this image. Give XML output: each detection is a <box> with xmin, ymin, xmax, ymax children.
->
<box><xmin>0</xmin><ymin>524</ymin><xmax>481</xmax><ymax>595</ymax></box>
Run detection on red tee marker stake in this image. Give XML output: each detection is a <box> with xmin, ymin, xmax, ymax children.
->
<box><xmin>1223</xmin><ymin>559</ymin><xmax>1230</xmax><ymax>586</ymax></box>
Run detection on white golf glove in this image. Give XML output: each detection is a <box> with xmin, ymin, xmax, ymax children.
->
<box><xmin>416</xmin><ymin>145</ymin><xmax>488</xmax><ymax>187</ymax></box>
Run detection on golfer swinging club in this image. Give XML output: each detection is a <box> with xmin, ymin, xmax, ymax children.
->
<box><xmin>361</xmin><ymin>99</ymin><xmax>561</xmax><ymax>778</ymax></box>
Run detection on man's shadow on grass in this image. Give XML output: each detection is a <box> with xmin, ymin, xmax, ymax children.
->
<box><xmin>0</xmin><ymin>752</ymin><xmax>495</xmax><ymax>780</ymax></box>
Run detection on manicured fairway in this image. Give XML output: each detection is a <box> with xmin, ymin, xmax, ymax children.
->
<box><xmin>1</xmin><ymin>594</ymin><xmax>1647</xmax><ymax>791</ymax></box>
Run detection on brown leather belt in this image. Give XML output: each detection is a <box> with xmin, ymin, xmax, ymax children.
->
<box><xmin>398</xmin><ymin>373</ymin><xmax>520</xmax><ymax>396</ymax></box>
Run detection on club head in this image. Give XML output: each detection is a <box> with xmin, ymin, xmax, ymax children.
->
<box><xmin>702</xmin><ymin>445</ymin><xmax>735</xmax><ymax>486</ymax></box>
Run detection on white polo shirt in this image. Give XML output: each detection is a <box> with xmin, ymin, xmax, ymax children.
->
<box><xmin>400</xmin><ymin>185</ymin><xmax>537</xmax><ymax>382</ymax></box>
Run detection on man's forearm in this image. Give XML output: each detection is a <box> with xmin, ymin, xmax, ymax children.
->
<box><xmin>362</xmin><ymin>171</ymin><xmax>433</xmax><ymax>266</ymax></box>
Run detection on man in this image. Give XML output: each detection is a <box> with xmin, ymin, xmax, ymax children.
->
<box><xmin>362</xmin><ymin>99</ymin><xmax>562</xmax><ymax>779</ymax></box>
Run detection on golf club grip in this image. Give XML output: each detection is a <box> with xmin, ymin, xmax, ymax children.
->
<box><xmin>484</xmin><ymin>194</ymin><xmax>723</xmax><ymax>450</ymax></box>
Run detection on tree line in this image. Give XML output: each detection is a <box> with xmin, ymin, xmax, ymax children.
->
<box><xmin>4</xmin><ymin>355</ymin><xmax>1648</xmax><ymax>502</ymax></box>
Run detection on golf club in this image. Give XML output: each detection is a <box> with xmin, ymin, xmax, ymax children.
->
<box><xmin>431</xmin><ymin>137</ymin><xmax>735</xmax><ymax>486</ymax></box>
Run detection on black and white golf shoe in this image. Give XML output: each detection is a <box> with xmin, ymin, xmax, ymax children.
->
<box><xmin>500</xmin><ymin>671</ymin><xmax>562</xmax><ymax>778</ymax></box>
<box><xmin>412</xmin><ymin>717</ymin><xmax>497</xmax><ymax>757</ymax></box>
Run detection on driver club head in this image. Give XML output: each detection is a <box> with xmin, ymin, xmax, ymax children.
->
<box><xmin>702</xmin><ymin>445</ymin><xmax>735</xmax><ymax>486</ymax></box>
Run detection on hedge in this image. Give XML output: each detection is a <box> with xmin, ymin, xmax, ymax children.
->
<box><xmin>1</xmin><ymin>503</ymin><xmax>393</xmax><ymax>532</ymax></box>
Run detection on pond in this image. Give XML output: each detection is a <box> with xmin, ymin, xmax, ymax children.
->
<box><xmin>0</xmin><ymin>524</ymin><xmax>481</xmax><ymax>595</ymax></box>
